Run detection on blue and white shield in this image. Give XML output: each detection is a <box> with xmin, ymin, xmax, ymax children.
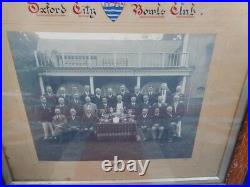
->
<box><xmin>102</xmin><ymin>2</ymin><xmax>125</xmax><ymax>22</ymax></box>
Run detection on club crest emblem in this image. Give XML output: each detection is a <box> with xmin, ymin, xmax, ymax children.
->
<box><xmin>102</xmin><ymin>2</ymin><xmax>125</xmax><ymax>22</ymax></box>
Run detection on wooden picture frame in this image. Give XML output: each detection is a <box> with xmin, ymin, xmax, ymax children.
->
<box><xmin>225</xmin><ymin>112</ymin><xmax>248</xmax><ymax>184</ymax></box>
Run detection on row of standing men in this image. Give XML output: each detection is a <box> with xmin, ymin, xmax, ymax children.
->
<box><xmin>41</xmin><ymin>83</ymin><xmax>184</xmax><ymax>115</ymax></box>
<box><xmin>37</xmin><ymin>83</ymin><xmax>186</xmax><ymax>142</ymax></box>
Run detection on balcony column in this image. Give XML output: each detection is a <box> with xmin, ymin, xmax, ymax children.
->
<box><xmin>181</xmin><ymin>76</ymin><xmax>187</xmax><ymax>94</ymax></box>
<box><xmin>136</xmin><ymin>76</ymin><xmax>141</xmax><ymax>89</ymax></box>
<box><xmin>181</xmin><ymin>34</ymin><xmax>189</xmax><ymax>67</ymax></box>
<box><xmin>61</xmin><ymin>53</ymin><xmax>65</xmax><ymax>67</ymax></box>
<box><xmin>89</xmin><ymin>76</ymin><xmax>94</xmax><ymax>95</ymax></box>
<box><xmin>113</xmin><ymin>53</ymin><xmax>117</xmax><ymax>67</ymax></box>
<box><xmin>38</xmin><ymin>75</ymin><xmax>45</xmax><ymax>95</ymax></box>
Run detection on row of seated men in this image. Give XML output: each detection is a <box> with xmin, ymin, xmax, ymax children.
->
<box><xmin>37</xmin><ymin>83</ymin><xmax>185</xmax><ymax>142</ymax></box>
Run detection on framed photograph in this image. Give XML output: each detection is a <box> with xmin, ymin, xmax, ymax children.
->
<box><xmin>2</xmin><ymin>2</ymin><xmax>247</xmax><ymax>184</ymax></box>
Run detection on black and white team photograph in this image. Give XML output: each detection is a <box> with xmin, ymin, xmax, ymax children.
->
<box><xmin>7</xmin><ymin>32</ymin><xmax>215</xmax><ymax>161</ymax></box>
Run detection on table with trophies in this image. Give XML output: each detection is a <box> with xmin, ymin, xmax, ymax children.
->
<box><xmin>96</xmin><ymin>112</ymin><xmax>137</xmax><ymax>141</ymax></box>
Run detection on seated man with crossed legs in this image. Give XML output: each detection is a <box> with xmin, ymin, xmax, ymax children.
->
<box><xmin>67</xmin><ymin>108</ymin><xmax>81</xmax><ymax>141</ymax></box>
<box><xmin>136</xmin><ymin>108</ymin><xmax>151</xmax><ymax>141</ymax></box>
<box><xmin>151</xmin><ymin>108</ymin><xmax>165</xmax><ymax>140</ymax></box>
<box><xmin>52</xmin><ymin>107</ymin><xmax>68</xmax><ymax>143</ymax></box>
<box><xmin>165</xmin><ymin>106</ymin><xmax>176</xmax><ymax>143</ymax></box>
<box><xmin>81</xmin><ymin>107</ymin><xmax>98</xmax><ymax>139</ymax></box>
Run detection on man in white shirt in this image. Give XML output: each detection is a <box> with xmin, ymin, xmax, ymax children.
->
<box><xmin>127</xmin><ymin>96</ymin><xmax>140</xmax><ymax>116</ymax></box>
<box><xmin>159</xmin><ymin>83</ymin><xmax>171</xmax><ymax>104</ymax></box>
<box><xmin>153</xmin><ymin>96</ymin><xmax>167</xmax><ymax>116</ymax></box>
<box><xmin>84</xmin><ymin>85</ymin><xmax>90</xmax><ymax>96</ymax></box>
<box><xmin>172</xmin><ymin>95</ymin><xmax>185</xmax><ymax>138</ymax></box>
<box><xmin>107</xmin><ymin>87</ymin><xmax>116</xmax><ymax>108</ymax></box>
<box><xmin>67</xmin><ymin>108</ymin><xmax>81</xmax><ymax>139</ymax></box>
<box><xmin>56</xmin><ymin>97</ymin><xmax>69</xmax><ymax>116</ymax></box>
<box><xmin>118</xmin><ymin>84</ymin><xmax>130</xmax><ymax>105</ymax></box>
<box><xmin>81</xmin><ymin>85</ymin><xmax>91</xmax><ymax>104</ymax></box>
<box><xmin>147</xmin><ymin>86</ymin><xmax>157</xmax><ymax>105</ymax></box>
<box><xmin>58</xmin><ymin>86</ymin><xmax>69</xmax><ymax>105</ymax></box>
<box><xmin>70</xmin><ymin>93</ymin><xmax>82</xmax><ymax>115</ymax></box>
<box><xmin>44</xmin><ymin>85</ymin><xmax>57</xmax><ymax>106</ymax></box>
<box><xmin>52</xmin><ymin>108</ymin><xmax>68</xmax><ymax>141</ymax></box>
<box><xmin>137</xmin><ymin>108</ymin><xmax>151</xmax><ymax>141</ymax></box>
<box><xmin>59</xmin><ymin>87</ymin><xmax>66</xmax><ymax>98</ymax></box>
<box><xmin>173</xmin><ymin>85</ymin><xmax>185</xmax><ymax>102</ymax></box>
<box><xmin>92</xmin><ymin>88</ymin><xmax>102</xmax><ymax>107</ymax></box>
<box><xmin>38</xmin><ymin>96</ymin><xmax>54</xmax><ymax>140</ymax></box>
<box><xmin>83</xmin><ymin>96</ymin><xmax>97</xmax><ymax>116</ymax></box>
<box><xmin>132</xmin><ymin>86</ymin><xmax>143</xmax><ymax>105</ymax></box>
<box><xmin>141</xmin><ymin>95</ymin><xmax>151</xmax><ymax>109</ymax></box>
<box><xmin>115</xmin><ymin>95</ymin><xmax>124</xmax><ymax>114</ymax></box>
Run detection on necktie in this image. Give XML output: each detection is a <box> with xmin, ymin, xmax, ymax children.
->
<box><xmin>175</xmin><ymin>103</ymin><xmax>178</xmax><ymax>112</ymax></box>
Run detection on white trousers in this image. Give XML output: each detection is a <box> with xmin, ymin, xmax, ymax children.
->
<box><xmin>176</xmin><ymin>120</ymin><xmax>182</xmax><ymax>137</ymax></box>
<box><xmin>42</xmin><ymin>122</ymin><xmax>55</xmax><ymax>139</ymax></box>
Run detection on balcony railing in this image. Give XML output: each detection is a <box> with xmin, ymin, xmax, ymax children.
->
<box><xmin>35</xmin><ymin>51</ymin><xmax>189</xmax><ymax>68</ymax></box>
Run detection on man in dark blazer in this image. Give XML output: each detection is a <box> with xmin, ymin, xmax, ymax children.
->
<box><xmin>164</xmin><ymin>106</ymin><xmax>176</xmax><ymax>142</ymax></box>
<box><xmin>91</xmin><ymin>88</ymin><xmax>102</xmax><ymax>108</ymax></box>
<box><xmin>152</xmin><ymin>96</ymin><xmax>167</xmax><ymax>116</ymax></box>
<box><xmin>44</xmin><ymin>85</ymin><xmax>57</xmax><ymax>106</ymax></box>
<box><xmin>83</xmin><ymin>96</ymin><xmax>97</xmax><ymax>116</ymax></box>
<box><xmin>141</xmin><ymin>95</ymin><xmax>151</xmax><ymax>110</ymax></box>
<box><xmin>99</xmin><ymin>97</ymin><xmax>113</xmax><ymax>119</ymax></box>
<box><xmin>57</xmin><ymin>86</ymin><xmax>70</xmax><ymax>105</ymax></box>
<box><xmin>67</xmin><ymin>108</ymin><xmax>81</xmax><ymax>140</ymax></box>
<box><xmin>131</xmin><ymin>86</ymin><xmax>143</xmax><ymax>105</ymax></box>
<box><xmin>52</xmin><ymin>107</ymin><xmax>68</xmax><ymax>141</ymax></box>
<box><xmin>172</xmin><ymin>95</ymin><xmax>186</xmax><ymax>138</ymax></box>
<box><xmin>69</xmin><ymin>86</ymin><xmax>79</xmax><ymax>104</ymax></box>
<box><xmin>69</xmin><ymin>93</ymin><xmax>82</xmax><ymax>116</ymax></box>
<box><xmin>147</xmin><ymin>86</ymin><xmax>157</xmax><ymax>105</ymax></box>
<box><xmin>81</xmin><ymin>108</ymin><xmax>98</xmax><ymax>138</ymax></box>
<box><xmin>136</xmin><ymin>108</ymin><xmax>151</xmax><ymax>141</ymax></box>
<box><xmin>126</xmin><ymin>96</ymin><xmax>140</xmax><ymax>116</ymax></box>
<box><xmin>56</xmin><ymin>97</ymin><xmax>69</xmax><ymax>117</ymax></box>
<box><xmin>151</xmin><ymin>107</ymin><xmax>165</xmax><ymax>140</ymax></box>
<box><xmin>99</xmin><ymin>97</ymin><xmax>109</xmax><ymax>111</ymax></box>
<box><xmin>37</xmin><ymin>96</ymin><xmax>54</xmax><ymax>140</ymax></box>
<box><xmin>158</xmin><ymin>83</ymin><xmax>171</xmax><ymax>105</ymax></box>
<box><xmin>106</xmin><ymin>88</ymin><xmax>116</xmax><ymax>108</ymax></box>
<box><xmin>140</xmin><ymin>94</ymin><xmax>153</xmax><ymax>116</ymax></box>
<box><xmin>118</xmin><ymin>84</ymin><xmax>131</xmax><ymax>106</ymax></box>
<box><xmin>173</xmin><ymin>85</ymin><xmax>185</xmax><ymax>102</ymax></box>
<box><xmin>67</xmin><ymin>108</ymin><xmax>81</xmax><ymax>130</ymax></box>
<box><xmin>81</xmin><ymin>85</ymin><xmax>92</xmax><ymax>104</ymax></box>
